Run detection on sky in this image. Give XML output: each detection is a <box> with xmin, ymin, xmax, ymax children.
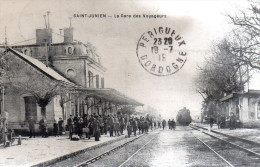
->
<box><xmin>0</xmin><ymin>0</ymin><xmax>259</xmax><ymax>118</ymax></box>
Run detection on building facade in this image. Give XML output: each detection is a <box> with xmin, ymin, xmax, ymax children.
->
<box><xmin>220</xmin><ymin>90</ymin><xmax>260</xmax><ymax>125</ymax></box>
<box><xmin>0</xmin><ymin>26</ymin><xmax>142</xmax><ymax>132</ymax></box>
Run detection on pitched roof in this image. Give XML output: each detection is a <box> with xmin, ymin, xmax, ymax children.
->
<box><xmin>71</xmin><ymin>87</ymin><xmax>143</xmax><ymax>106</ymax></box>
<box><xmin>220</xmin><ymin>89</ymin><xmax>260</xmax><ymax>102</ymax></box>
<box><xmin>8</xmin><ymin>47</ymin><xmax>76</xmax><ymax>87</ymax></box>
<box><xmin>7</xmin><ymin>48</ymin><xmax>143</xmax><ymax>106</ymax></box>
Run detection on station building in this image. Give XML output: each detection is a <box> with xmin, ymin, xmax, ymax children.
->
<box><xmin>220</xmin><ymin>90</ymin><xmax>260</xmax><ymax>125</ymax></box>
<box><xmin>0</xmin><ymin>26</ymin><xmax>142</xmax><ymax>132</ymax></box>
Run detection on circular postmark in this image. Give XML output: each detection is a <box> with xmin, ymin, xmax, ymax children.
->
<box><xmin>136</xmin><ymin>27</ymin><xmax>187</xmax><ymax>76</ymax></box>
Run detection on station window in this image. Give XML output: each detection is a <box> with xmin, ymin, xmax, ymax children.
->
<box><xmin>67</xmin><ymin>69</ymin><xmax>75</xmax><ymax>77</ymax></box>
<box><xmin>96</xmin><ymin>75</ymin><xmax>99</xmax><ymax>88</ymax></box>
<box><xmin>66</xmin><ymin>45</ymin><xmax>74</xmax><ymax>55</ymax></box>
<box><xmin>88</xmin><ymin>71</ymin><xmax>93</xmax><ymax>88</ymax></box>
<box><xmin>68</xmin><ymin>47</ymin><xmax>73</xmax><ymax>54</ymax></box>
<box><xmin>24</xmin><ymin>96</ymin><xmax>37</xmax><ymax>121</ymax></box>
<box><xmin>101</xmin><ymin>77</ymin><xmax>104</xmax><ymax>88</ymax></box>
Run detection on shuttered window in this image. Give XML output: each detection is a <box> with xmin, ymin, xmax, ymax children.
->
<box><xmin>24</xmin><ymin>96</ymin><xmax>37</xmax><ymax>121</ymax></box>
<box><xmin>101</xmin><ymin>77</ymin><xmax>104</xmax><ymax>88</ymax></box>
<box><xmin>96</xmin><ymin>75</ymin><xmax>99</xmax><ymax>88</ymax></box>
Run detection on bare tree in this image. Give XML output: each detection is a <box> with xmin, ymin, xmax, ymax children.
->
<box><xmin>227</xmin><ymin>1</ymin><xmax>260</xmax><ymax>70</ymax></box>
<box><xmin>195</xmin><ymin>39</ymin><xmax>250</xmax><ymax>117</ymax></box>
<box><xmin>4</xmin><ymin>50</ymin><xmax>69</xmax><ymax>117</ymax></box>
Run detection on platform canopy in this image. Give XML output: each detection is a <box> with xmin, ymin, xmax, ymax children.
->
<box><xmin>72</xmin><ymin>88</ymin><xmax>143</xmax><ymax>106</ymax></box>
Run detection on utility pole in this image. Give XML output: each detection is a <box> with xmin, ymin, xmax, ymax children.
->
<box><xmin>2</xmin><ymin>26</ymin><xmax>7</xmax><ymax>146</ymax></box>
<box><xmin>43</xmin><ymin>15</ymin><xmax>47</xmax><ymax>28</ymax></box>
<box><xmin>47</xmin><ymin>11</ymin><xmax>50</xmax><ymax>29</ymax></box>
<box><xmin>4</xmin><ymin>26</ymin><xmax>7</xmax><ymax>48</ymax></box>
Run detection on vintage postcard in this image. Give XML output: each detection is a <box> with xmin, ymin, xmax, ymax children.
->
<box><xmin>0</xmin><ymin>0</ymin><xmax>260</xmax><ymax>166</ymax></box>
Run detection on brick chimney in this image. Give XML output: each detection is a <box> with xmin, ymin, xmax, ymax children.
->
<box><xmin>36</xmin><ymin>28</ymin><xmax>52</xmax><ymax>45</ymax></box>
<box><xmin>64</xmin><ymin>27</ymin><xmax>73</xmax><ymax>43</ymax></box>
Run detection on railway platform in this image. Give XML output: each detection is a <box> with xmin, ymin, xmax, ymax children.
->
<box><xmin>0</xmin><ymin>132</ymin><xmax>128</xmax><ymax>167</ymax></box>
<box><xmin>192</xmin><ymin>123</ymin><xmax>260</xmax><ymax>144</ymax></box>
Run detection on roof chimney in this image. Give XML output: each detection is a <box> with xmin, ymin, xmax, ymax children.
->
<box><xmin>64</xmin><ymin>28</ymin><xmax>73</xmax><ymax>43</ymax></box>
<box><xmin>36</xmin><ymin>28</ymin><xmax>52</xmax><ymax>45</ymax></box>
<box><xmin>64</xmin><ymin>17</ymin><xmax>73</xmax><ymax>43</ymax></box>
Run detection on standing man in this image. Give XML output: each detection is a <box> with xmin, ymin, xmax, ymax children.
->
<box><xmin>108</xmin><ymin>115</ymin><xmax>114</xmax><ymax>137</ymax></box>
<box><xmin>158</xmin><ymin>121</ymin><xmax>161</xmax><ymax>128</ymax></box>
<box><xmin>39</xmin><ymin>117</ymin><xmax>47</xmax><ymax>138</ymax></box>
<box><xmin>127</xmin><ymin>119</ymin><xmax>132</xmax><ymax>138</ymax></box>
<box><xmin>88</xmin><ymin>115</ymin><xmax>95</xmax><ymax>139</ymax></box>
<box><xmin>93</xmin><ymin>116</ymin><xmax>100</xmax><ymax>141</ymax></box>
<box><xmin>172</xmin><ymin>119</ymin><xmax>176</xmax><ymax>130</ymax></box>
<box><xmin>28</xmin><ymin>116</ymin><xmax>36</xmax><ymax>138</ymax></box>
<box><xmin>230</xmin><ymin>113</ymin><xmax>236</xmax><ymax>130</ymax></box>
<box><xmin>114</xmin><ymin>115</ymin><xmax>120</xmax><ymax>136</ymax></box>
<box><xmin>132</xmin><ymin>118</ymin><xmax>137</xmax><ymax>136</ymax></box>
<box><xmin>73</xmin><ymin>115</ymin><xmax>79</xmax><ymax>136</ymax></box>
<box><xmin>67</xmin><ymin>115</ymin><xmax>73</xmax><ymax>140</ymax></box>
<box><xmin>168</xmin><ymin>119</ymin><xmax>172</xmax><ymax>129</ymax></box>
<box><xmin>58</xmin><ymin>117</ymin><xmax>64</xmax><ymax>135</ymax></box>
<box><xmin>162</xmin><ymin>119</ymin><xmax>166</xmax><ymax>130</ymax></box>
<box><xmin>209</xmin><ymin>117</ymin><xmax>214</xmax><ymax>128</ymax></box>
<box><xmin>103</xmin><ymin>115</ymin><xmax>108</xmax><ymax>135</ymax></box>
<box><xmin>1</xmin><ymin>111</ymin><xmax>8</xmax><ymax>145</ymax></box>
<box><xmin>119</xmin><ymin>116</ymin><xmax>125</xmax><ymax>135</ymax></box>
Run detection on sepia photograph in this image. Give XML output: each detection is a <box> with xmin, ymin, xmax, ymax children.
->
<box><xmin>0</xmin><ymin>0</ymin><xmax>260</xmax><ymax>166</ymax></box>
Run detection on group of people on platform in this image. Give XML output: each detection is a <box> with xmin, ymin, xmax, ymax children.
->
<box><xmin>66</xmin><ymin>114</ymin><xmax>168</xmax><ymax>141</ymax></box>
<box><xmin>28</xmin><ymin>116</ymin><xmax>64</xmax><ymax>138</ymax></box>
<box><xmin>168</xmin><ymin>119</ymin><xmax>176</xmax><ymax>130</ymax></box>
<box><xmin>27</xmin><ymin>113</ymin><xmax>176</xmax><ymax>141</ymax></box>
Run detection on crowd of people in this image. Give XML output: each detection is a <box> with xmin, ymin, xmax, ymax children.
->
<box><xmin>26</xmin><ymin>114</ymin><xmax>177</xmax><ymax>141</ymax></box>
<box><xmin>65</xmin><ymin>114</ymin><xmax>166</xmax><ymax>141</ymax></box>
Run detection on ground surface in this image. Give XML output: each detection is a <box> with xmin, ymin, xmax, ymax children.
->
<box><xmin>53</xmin><ymin>127</ymin><xmax>233</xmax><ymax>167</ymax></box>
<box><xmin>2</xmin><ymin>126</ymin><xmax>260</xmax><ymax>166</ymax></box>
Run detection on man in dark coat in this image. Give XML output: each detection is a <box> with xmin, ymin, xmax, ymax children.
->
<box><xmin>132</xmin><ymin>118</ymin><xmax>138</xmax><ymax>136</ymax></box>
<box><xmin>73</xmin><ymin>116</ymin><xmax>79</xmax><ymax>135</ymax></box>
<box><xmin>39</xmin><ymin>117</ymin><xmax>47</xmax><ymax>138</ymax></box>
<box><xmin>209</xmin><ymin>117</ymin><xmax>214</xmax><ymax>128</ymax></box>
<box><xmin>78</xmin><ymin>118</ymin><xmax>84</xmax><ymax>138</ymax></box>
<box><xmin>98</xmin><ymin>115</ymin><xmax>104</xmax><ymax>135</ymax></box>
<box><xmin>171</xmin><ymin>119</ymin><xmax>176</xmax><ymax>130</ymax></box>
<box><xmin>127</xmin><ymin>119</ymin><xmax>132</xmax><ymax>137</ymax></box>
<box><xmin>230</xmin><ymin>113</ymin><xmax>236</xmax><ymax>130</ymax></box>
<box><xmin>108</xmin><ymin>115</ymin><xmax>114</xmax><ymax>137</ymax></box>
<box><xmin>103</xmin><ymin>115</ymin><xmax>108</xmax><ymax>135</ymax></box>
<box><xmin>28</xmin><ymin>116</ymin><xmax>36</xmax><ymax>138</ymax></box>
<box><xmin>162</xmin><ymin>120</ymin><xmax>166</xmax><ymax>130</ymax></box>
<box><xmin>144</xmin><ymin>119</ymin><xmax>149</xmax><ymax>133</ymax></box>
<box><xmin>140</xmin><ymin>117</ymin><xmax>144</xmax><ymax>134</ymax></box>
<box><xmin>88</xmin><ymin>115</ymin><xmax>95</xmax><ymax>139</ymax></box>
<box><xmin>58</xmin><ymin>117</ymin><xmax>64</xmax><ymax>135</ymax></box>
<box><xmin>168</xmin><ymin>119</ymin><xmax>172</xmax><ymax>129</ymax></box>
<box><xmin>93</xmin><ymin>117</ymin><xmax>100</xmax><ymax>141</ymax></box>
<box><xmin>158</xmin><ymin>121</ymin><xmax>161</xmax><ymax>128</ymax></box>
<box><xmin>67</xmin><ymin>115</ymin><xmax>73</xmax><ymax>139</ymax></box>
<box><xmin>119</xmin><ymin>116</ymin><xmax>125</xmax><ymax>135</ymax></box>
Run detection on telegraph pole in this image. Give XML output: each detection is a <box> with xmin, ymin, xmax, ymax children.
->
<box><xmin>1</xmin><ymin>26</ymin><xmax>7</xmax><ymax>145</ymax></box>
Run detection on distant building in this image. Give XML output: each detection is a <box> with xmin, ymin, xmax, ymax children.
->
<box><xmin>220</xmin><ymin>90</ymin><xmax>260</xmax><ymax>124</ymax></box>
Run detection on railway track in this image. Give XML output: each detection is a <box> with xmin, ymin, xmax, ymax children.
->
<box><xmin>73</xmin><ymin>130</ymin><xmax>159</xmax><ymax>167</ymax></box>
<box><xmin>190</xmin><ymin>125</ymin><xmax>260</xmax><ymax>166</ymax></box>
<box><xmin>74</xmin><ymin>134</ymin><xmax>144</xmax><ymax>167</ymax></box>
